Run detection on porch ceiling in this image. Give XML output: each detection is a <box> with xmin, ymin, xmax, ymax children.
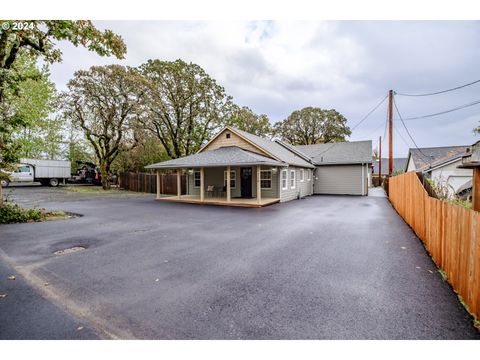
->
<box><xmin>145</xmin><ymin>146</ymin><xmax>286</xmax><ymax>170</ymax></box>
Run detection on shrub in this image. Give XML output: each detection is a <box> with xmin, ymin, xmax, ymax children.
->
<box><xmin>0</xmin><ymin>202</ymin><xmax>62</xmax><ymax>224</ymax></box>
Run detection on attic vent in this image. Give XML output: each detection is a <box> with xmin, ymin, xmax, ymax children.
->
<box><xmin>226</xmin><ymin>133</ymin><xmax>231</xmax><ymax>139</ymax></box>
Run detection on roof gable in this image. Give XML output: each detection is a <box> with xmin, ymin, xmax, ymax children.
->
<box><xmin>199</xmin><ymin>127</ymin><xmax>274</xmax><ymax>159</ymax></box>
<box><xmin>200</xmin><ymin>127</ymin><xmax>314</xmax><ymax>168</ymax></box>
<box><xmin>408</xmin><ymin>145</ymin><xmax>469</xmax><ymax>172</ymax></box>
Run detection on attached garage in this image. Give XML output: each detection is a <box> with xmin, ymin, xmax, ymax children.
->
<box><xmin>314</xmin><ymin>164</ymin><xmax>369</xmax><ymax>195</ymax></box>
<box><xmin>295</xmin><ymin>141</ymin><xmax>372</xmax><ymax>196</ymax></box>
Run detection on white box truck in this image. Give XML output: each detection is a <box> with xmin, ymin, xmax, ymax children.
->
<box><xmin>1</xmin><ymin>158</ymin><xmax>71</xmax><ymax>187</ymax></box>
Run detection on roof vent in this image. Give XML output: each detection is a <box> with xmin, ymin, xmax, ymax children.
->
<box><xmin>226</xmin><ymin>133</ymin><xmax>231</xmax><ymax>139</ymax></box>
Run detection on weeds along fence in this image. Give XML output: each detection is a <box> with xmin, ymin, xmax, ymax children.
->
<box><xmin>119</xmin><ymin>172</ymin><xmax>186</xmax><ymax>195</ymax></box>
<box><xmin>389</xmin><ymin>171</ymin><xmax>480</xmax><ymax>319</ymax></box>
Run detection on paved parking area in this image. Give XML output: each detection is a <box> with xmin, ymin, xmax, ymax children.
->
<box><xmin>0</xmin><ymin>186</ymin><xmax>478</xmax><ymax>339</ymax></box>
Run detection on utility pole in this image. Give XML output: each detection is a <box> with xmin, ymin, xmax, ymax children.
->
<box><xmin>388</xmin><ymin>90</ymin><xmax>393</xmax><ymax>176</ymax></box>
<box><xmin>378</xmin><ymin>136</ymin><xmax>382</xmax><ymax>183</ymax></box>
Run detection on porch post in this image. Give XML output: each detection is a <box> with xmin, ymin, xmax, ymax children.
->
<box><xmin>156</xmin><ymin>170</ymin><xmax>160</xmax><ymax>199</ymax></box>
<box><xmin>177</xmin><ymin>169</ymin><xmax>181</xmax><ymax>198</ymax></box>
<box><xmin>256</xmin><ymin>165</ymin><xmax>261</xmax><ymax>204</ymax></box>
<box><xmin>200</xmin><ymin>167</ymin><xmax>205</xmax><ymax>202</ymax></box>
<box><xmin>227</xmin><ymin>166</ymin><xmax>231</xmax><ymax>202</ymax></box>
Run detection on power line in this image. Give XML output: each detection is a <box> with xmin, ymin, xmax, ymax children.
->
<box><xmin>392</xmin><ymin>121</ymin><xmax>411</xmax><ymax>148</ymax></box>
<box><xmin>350</xmin><ymin>94</ymin><xmax>388</xmax><ymax>131</ymax></box>
<box><xmin>313</xmin><ymin>94</ymin><xmax>388</xmax><ymax>159</ymax></box>
<box><xmin>398</xmin><ymin>98</ymin><xmax>480</xmax><ymax>121</ymax></box>
<box><xmin>393</xmin><ymin>96</ymin><xmax>431</xmax><ymax>162</ymax></box>
<box><xmin>395</xmin><ymin>79</ymin><xmax>480</xmax><ymax>97</ymax></box>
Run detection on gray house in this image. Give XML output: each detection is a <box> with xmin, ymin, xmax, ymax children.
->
<box><xmin>146</xmin><ymin>127</ymin><xmax>372</xmax><ymax>207</ymax></box>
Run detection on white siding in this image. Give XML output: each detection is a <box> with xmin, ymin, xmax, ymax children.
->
<box><xmin>279</xmin><ymin>166</ymin><xmax>314</xmax><ymax>202</ymax></box>
<box><xmin>429</xmin><ymin>159</ymin><xmax>472</xmax><ymax>196</ymax></box>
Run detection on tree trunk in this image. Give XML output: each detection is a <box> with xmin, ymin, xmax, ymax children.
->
<box><xmin>0</xmin><ymin>182</ymin><xmax>3</xmax><ymax>208</ymax></box>
<box><xmin>100</xmin><ymin>161</ymin><xmax>111</xmax><ymax>190</ymax></box>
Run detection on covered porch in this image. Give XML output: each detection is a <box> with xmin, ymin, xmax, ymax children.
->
<box><xmin>145</xmin><ymin>146</ymin><xmax>285</xmax><ymax>207</ymax></box>
<box><xmin>156</xmin><ymin>194</ymin><xmax>280</xmax><ymax>208</ymax></box>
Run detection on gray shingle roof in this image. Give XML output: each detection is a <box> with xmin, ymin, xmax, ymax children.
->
<box><xmin>373</xmin><ymin>158</ymin><xmax>408</xmax><ymax>175</ymax></box>
<box><xmin>409</xmin><ymin>146</ymin><xmax>469</xmax><ymax>172</ymax></box>
<box><xmin>294</xmin><ymin>140</ymin><xmax>373</xmax><ymax>165</ymax></box>
<box><xmin>145</xmin><ymin>146</ymin><xmax>285</xmax><ymax>169</ymax></box>
<box><xmin>230</xmin><ymin>127</ymin><xmax>315</xmax><ymax>168</ymax></box>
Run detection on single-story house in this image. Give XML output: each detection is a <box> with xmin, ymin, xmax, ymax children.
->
<box><xmin>405</xmin><ymin>145</ymin><xmax>472</xmax><ymax>197</ymax></box>
<box><xmin>373</xmin><ymin>158</ymin><xmax>408</xmax><ymax>176</ymax></box>
<box><xmin>145</xmin><ymin>127</ymin><xmax>372</xmax><ymax>207</ymax></box>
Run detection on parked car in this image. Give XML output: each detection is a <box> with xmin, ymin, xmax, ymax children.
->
<box><xmin>1</xmin><ymin>158</ymin><xmax>71</xmax><ymax>187</ymax></box>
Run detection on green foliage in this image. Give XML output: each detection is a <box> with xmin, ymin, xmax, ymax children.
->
<box><xmin>139</xmin><ymin>59</ymin><xmax>234</xmax><ymax>158</ymax></box>
<box><xmin>113</xmin><ymin>135</ymin><xmax>169</xmax><ymax>173</ymax></box>
<box><xmin>225</xmin><ymin>105</ymin><xmax>272</xmax><ymax>137</ymax></box>
<box><xmin>0</xmin><ymin>201</ymin><xmax>64</xmax><ymax>224</ymax></box>
<box><xmin>62</xmin><ymin>65</ymin><xmax>145</xmax><ymax>189</ymax></box>
<box><xmin>273</xmin><ymin>107</ymin><xmax>351</xmax><ymax>145</ymax></box>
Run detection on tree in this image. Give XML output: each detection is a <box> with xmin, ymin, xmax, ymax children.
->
<box><xmin>273</xmin><ymin>107</ymin><xmax>351</xmax><ymax>145</ymax></box>
<box><xmin>139</xmin><ymin>59</ymin><xmax>234</xmax><ymax>159</ymax></box>
<box><xmin>0</xmin><ymin>20</ymin><xmax>126</xmax><ymax>205</ymax></box>
<box><xmin>0</xmin><ymin>20</ymin><xmax>126</xmax><ymax>102</ymax></box>
<box><xmin>113</xmin><ymin>134</ymin><xmax>169</xmax><ymax>173</ymax></box>
<box><xmin>373</xmin><ymin>147</ymin><xmax>379</xmax><ymax>160</ymax></box>
<box><xmin>474</xmin><ymin>122</ymin><xmax>479</xmax><ymax>135</ymax></box>
<box><xmin>8</xmin><ymin>54</ymin><xmax>59</xmax><ymax>158</ymax></box>
<box><xmin>225</xmin><ymin>105</ymin><xmax>272</xmax><ymax>137</ymax></box>
<box><xmin>62</xmin><ymin>65</ymin><xmax>145</xmax><ymax>190</ymax></box>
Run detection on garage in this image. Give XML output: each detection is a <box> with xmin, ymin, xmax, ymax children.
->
<box><xmin>314</xmin><ymin>164</ymin><xmax>369</xmax><ymax>195</ymax></box>
<box><xmin>295</xmin><ymin>140</ymin><xmax>372</xmax><ymax>196</ymax></box>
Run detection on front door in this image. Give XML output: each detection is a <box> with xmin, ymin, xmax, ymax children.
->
<box><xmin>240</xmin><ymin>167</ymin><xmax>252</xmax><ymax>198</ymax></box>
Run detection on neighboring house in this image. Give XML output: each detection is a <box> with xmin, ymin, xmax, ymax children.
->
<box><xmin>146</xmin><ymin>127</ymin><xmax>372</xmax><ymax>207</ymax></box>
<box><xmin>405</xmin><ymin>146</ymin><xmax>472</xmax><ymax>197</ymax></box>
<box><xmin>373</xmin><ymin>158</ymin><xmax>408</xmax><ymax>176</ymax></box>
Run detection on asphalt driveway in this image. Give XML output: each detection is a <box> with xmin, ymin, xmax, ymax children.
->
<box><xmin>0</xmin><ymin>186</ymin><xmax>478</xmax><ymax>339</ymax></box>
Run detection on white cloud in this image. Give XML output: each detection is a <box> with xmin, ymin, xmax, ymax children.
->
<box><xmin>45</xmin><ymin>20</ymin><xmax>480</xmax><ymax>156</ymax></box>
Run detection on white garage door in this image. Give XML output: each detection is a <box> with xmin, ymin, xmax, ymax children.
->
<box><xmin>314</xmin><ymin>165</ymin><xmax>366</xmax><ymax>195</ymax></box>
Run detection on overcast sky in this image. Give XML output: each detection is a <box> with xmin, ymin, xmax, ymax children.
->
<box><xmin>48</xmin><ymin>21</ymin><xmax>480</xmax><ymax>157</ymax></box>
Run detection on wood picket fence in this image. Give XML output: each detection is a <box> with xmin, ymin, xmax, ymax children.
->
<box><xmin>119</xmin><ymin>172</ymin><xmax>186</xmax><ymax>195</ymax></box>
<box><xmin>389</xmin><ymin>171</ymin><xmax>480</xmax><ymax>319</ymax></box>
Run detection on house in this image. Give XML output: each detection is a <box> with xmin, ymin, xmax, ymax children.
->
<box><xmin>373</xmin><ymin>158</ymin><xmax>408</xmax><ymax>176</ymax></box>
<box><xmin>145</xmin><ymin>127</ymin><xmax>372</xmax><ymax>207</ymax></box>
<box><xmin>405</xmin><ymin>145</ymin><xmax>472</xmax><ymax>196</ymax></box>
<box><xmin>457</xmin><ymin>140</ymin><xmax>480</xmax><ymax>209</ymax></box>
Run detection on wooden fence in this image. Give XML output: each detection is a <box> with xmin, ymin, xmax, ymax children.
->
<box><xmin>389</xmin><ymin>171</ymin><xmax>480</xmax><ymax>319</ymax></box>
<box><xmin>119</xmin><ymin>172</ymin><xmax>186</xmax><ymax>195</ymax></box>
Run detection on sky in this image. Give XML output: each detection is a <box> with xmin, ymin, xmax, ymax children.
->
<box><xmin>47</xmin><ymin>20</ymin><xmax>480</xmax><ymax>157</ymax></box>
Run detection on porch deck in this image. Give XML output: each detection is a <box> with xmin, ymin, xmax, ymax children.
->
<box><xmin>156</xmin><ymin>195</ymin><xmax>280</xmax><ymax>207</ymax></box>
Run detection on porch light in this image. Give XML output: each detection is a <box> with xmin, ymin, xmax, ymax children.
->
<box><xmin>271</xmin><ymin>167</ymin><xmax>278</xmax><ymax>174</ymax></box>
<box><xmin>187</xmin><ymin>169</ymin><xmax>194</xmax><ymax>175</ymax></box>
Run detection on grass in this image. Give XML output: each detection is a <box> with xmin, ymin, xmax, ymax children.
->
<box><xmin>65</xmin><ymin>185</ymin><xmax>148</xmax><ymax>195</ymax></box>
<box><xmin>0</xmin><ymin>201</ymin><xmax>67</xmax><ymax>224</ymax></box>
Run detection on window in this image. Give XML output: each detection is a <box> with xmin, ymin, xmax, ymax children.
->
<box><xmin>290</xmin><ymin>169</ymin><xmax>296</xmax><ymax>189</ymax></box>
<box><xmin>194</xmin><ymin>171</ymin><xmax>201</xmax><ymax>188</ymax></box>
<box><xmin>300</xmin><ymin>169</ymin><xmax>304</xmax><ymax>182</ymax></box>
<box><xmin>260</xmin><ymin>170</ymin><xmax>272</xmax><ymax>189</ymax></box>
<box><xmin>307</xmin><ymin>169</ymin><xmax>311</xmax><ymax>181</ymax></box>
<box><xmin>281</xmin><ymin>169</ymin><xmax>288</xmax><ymax>190</ymax></box>
<box><xmin>223</xmin><ymin>170</ymin><xmax>236</xmax><ymax>188</ymax></box>
<box><xmin>226</xmin><ymin>133</ymin><xmax>231</xmax><ymax>139</ymax></box>
<box><xmin>15</xmin><ymin>165</ymin><xmax>30</xmax><ymax>173</ymax></box>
